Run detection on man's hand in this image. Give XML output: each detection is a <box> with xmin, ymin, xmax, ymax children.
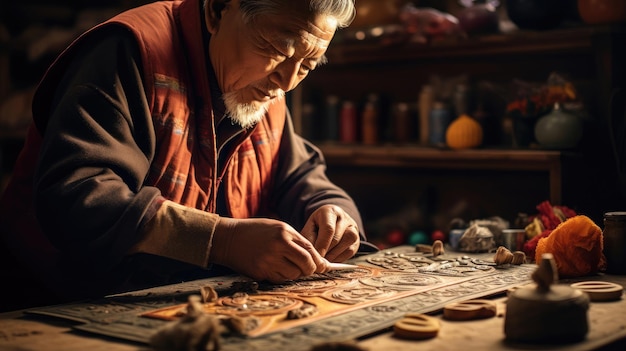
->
<box><xmin>300</xmin><ymin>205</ymin><xmax>360</xmax><ymax>263</ymax></box>
<box><xmin>210</xmin><ymin>217</ymin><xmax>330</xmax><ymax>283</ymax></box>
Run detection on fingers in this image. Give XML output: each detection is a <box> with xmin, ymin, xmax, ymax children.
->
<box><xmin>296</xmin><ymin>204</ymin><xmax>362</xmax><ymax>272</ymax></box>
<box><xmin>288</xmin><ymin>231</ymin><xmax>329</xmax><ymax>274</ymax></box>
<box><xmin>308</xmin><ymin>206</ymin><xmax>360</xmax><ymax>262</ymax></box>
<box><xmin>313</xmin><ymin>220</ymin><xmax>337</xmax><ymax>257</ymax></box>
<box><xmin>252</xmin><ymin>239</ymin><xmax>319</xmax><ymax>282</ymax></box>
<box><xmin>263</xmin><ymin>258</ymin><xmax>304</xmax><ymax>283</ymax></box>
<box><xmin>221</xmin><ymin>213</ymin><xmax>358</xmax><ymax>283</ymax></box>
<box><xmin>311</xmin><ymin>205</ymin><xmax>345</xmax><ymax>256</ymax></box>
<box><xmin>325</xmin><ymin>232</ymin><xmax>359</xmax><ymax>262</ymax></box>
<box><xmin>300</xmin><ymin>219</ymin><xmax>318</xmax><ymax>244</ymax></box>
<box><xmin>220</xmin><ymin>218</ymin><xmax>327</xmax><ymax>282</ymax></box>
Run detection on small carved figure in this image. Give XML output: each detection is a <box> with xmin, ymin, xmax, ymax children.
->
<box><xmin>494</xmin><ymin>246</ymin><xmax>514</xmax><ymax>265</ymax></box>
<box><xmin>201</xmin><ymin>286</ymin><xmax>219</xmax><ymax>303</ymax></box>
<box><xmin>286</xmin><ymin>303</ymin><xmax>319</xmax><ymax>319</ymax></box>
<box><xmin>432</xmin><ymin>240</ymin><xmax>445</xmax><ymax>256</ymax></box>
<box><xmin>150</xmin><ymin>295</ymin><xmax>225</xmax><ymax>351</ymax></box>
<box><xmin>231</xmin><ymin>292</ymin><xmax>249</xmax><ymax>301</ymax></box>
<box><xmin>220</xmin><ymin>315</ymin><xmax>260</xmax><ymax>335</ymax></box>
<box><xmin>511</xmin><ymin>251</ymin><xmax>526</xmax><ymax>265</ymax></box>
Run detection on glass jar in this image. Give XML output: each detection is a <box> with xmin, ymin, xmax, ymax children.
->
<box><xmin>429</xmin><ymin>102</ymin><xmax>452</xmax><ymax>147</ymax></box>
<box><xmin>603</xmin><ymin>211</ymin><xmax>626</xmax><ymax>274</ymax></box>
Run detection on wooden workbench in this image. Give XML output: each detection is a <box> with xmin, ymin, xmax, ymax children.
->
<box><xmin>1</xmin><ymin>249</ymin><xmax>625</xmax><ymax>351</ymax></box>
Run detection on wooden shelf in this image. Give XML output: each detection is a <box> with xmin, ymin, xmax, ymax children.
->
<box><xmin>327</xmin><ymin>25</ymin><xmax>614</xmax><ymax>65</ymax></box>
<box><xmin>318</xmin><ymin>144</ymin><xmax>578</xmax><ymax>208</ymax></box>
<box><xmin>291</xmin><ymin>23</ymin><xmax>626</xmax><ymax>224</ymax></box>
<box><xmin>318</xmin><ymin>144</ymin><xmax>562</xmax><ymax>170</ymax></box>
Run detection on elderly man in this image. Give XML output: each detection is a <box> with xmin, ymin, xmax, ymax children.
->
<box><xmin>0</xmin><ymin>0</ymin><xmax>375</xmax><ymax>307</ymax></box>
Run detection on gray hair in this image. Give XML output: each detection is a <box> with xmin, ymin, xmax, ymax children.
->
<box><xmin>239</xmin><ymin>0</ymin><xmax>356</xmax><ymax>28</ymax></box>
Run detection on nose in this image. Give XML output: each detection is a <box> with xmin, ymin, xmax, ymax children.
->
<box><xmin>269</xmin><ymin>58</ymin><xmax>302</xmax><ymax>92</ymax></box>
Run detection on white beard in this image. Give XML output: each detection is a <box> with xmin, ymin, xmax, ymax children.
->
<box><xmin>222</xmin><ymin>89</ymin><xmax>284</xmax><ymax>129</ymax></box>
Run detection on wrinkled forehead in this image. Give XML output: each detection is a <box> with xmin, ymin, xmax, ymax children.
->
<box><xmin>252</xmin><ymin>9</ymin><xmax>338</xmax><ymax>50</ymax></box>
<box><xmin>269</xmin><ymin>30</ymin><xmax>329</xmax><ymax>57</ymax></box>
<box><xmin>290</xmin><ymin>16</ymin><xmax>337</xmax><ymax>50</ymax></box>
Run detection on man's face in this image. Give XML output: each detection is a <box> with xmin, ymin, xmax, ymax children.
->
<box><xmin>207</xmin><ymin>0</ymin><xmax>337</xmax><ymax>128</ymax></box>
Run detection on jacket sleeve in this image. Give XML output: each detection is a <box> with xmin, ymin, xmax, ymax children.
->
<box><xmin>270</xmin><ymin>110</ymin><xmax>371</xmax><ymax>246</ymax></box>
<box><xmin>34</xmin><ymin>27</ymin><xmax>216</xmax><ymax>273</ymax></box>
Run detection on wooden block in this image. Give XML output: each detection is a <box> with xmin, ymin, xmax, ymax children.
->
<box><xmin>393</xmin><ymin>313</ymin><xmax>440</xmax><ymax>340</ymax></box>
<box><xmin>443</xmin><ymin>299</ymin><xmax>497</xmax><ymax>320</ymax></box>
<box><xmin>570</xmin><ymin>281</ymin><xmax>624</xmax><ymax>302</ymax></box>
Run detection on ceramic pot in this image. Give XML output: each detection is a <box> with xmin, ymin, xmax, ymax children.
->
<box><xmin>578</xmin><ymin>0</ymin><xmax>626</xmax><ymax>24</ymax></box>
<box><xmin>534</xmin><ymin>103</ymin><xmax>583</xmax><ymax>149</ymax></box>
<box><xmin>457</xmin><ymin>4</ymin><xmax>500</xmax><ymax>35</ymax></box>
<box><xmin>506</xmin><ymin>0</ymin><xmax>567</xmax><ymax>30</ymax></box>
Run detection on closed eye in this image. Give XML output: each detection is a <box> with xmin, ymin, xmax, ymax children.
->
<box><xmin>304</xmin><ymin>55</ymin><xmax>327</xmax><ymax>73</ymax></box>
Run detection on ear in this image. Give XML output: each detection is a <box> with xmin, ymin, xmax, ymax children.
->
<box><xmin>205</xmin><ymin>0</ymin><xmax>229</xmax><ymax>34</ymax></box>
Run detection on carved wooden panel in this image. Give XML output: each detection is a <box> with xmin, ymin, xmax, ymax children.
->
<box><xmin>27</xmin><ymin>246</ymin><xmax>535</xmax><ymax>350</ymax></box>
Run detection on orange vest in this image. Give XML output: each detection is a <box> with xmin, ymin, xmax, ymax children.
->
<box><xmin>110</xmin><ymin>0</ymin><xmax>286</xmax><ymax>217</ymax></box>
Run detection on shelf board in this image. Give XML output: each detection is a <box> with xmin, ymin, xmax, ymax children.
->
<box><xmin>327</xmin><ymin>25</ymin><xmax>615</xmax><ymax>65</ymax></box>
<box><xmin>318</xmin><ymin>144</ymin><xmax>565</xmax><ymax>172</ymax></box>
<box><xmin>318</xmin><ymin>144</ymin><xmax>574</xmax><ymax>204</ymax></box>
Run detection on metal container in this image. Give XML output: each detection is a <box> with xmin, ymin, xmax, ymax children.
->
<box><xmin>502</xmin><ymin>229</ymin><xmax>526</xmax><ymax>252</ymax></box>
<box><xmin>603</xmin><ymin>211</ymin><xmax>626</xmax><ymax>274</ymax></box>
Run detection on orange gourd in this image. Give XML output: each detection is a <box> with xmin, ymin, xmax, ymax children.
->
<box><xmin>445</xmin><ymin>114</ymin><xmax>483</xmax><ymax>149</ymax></box>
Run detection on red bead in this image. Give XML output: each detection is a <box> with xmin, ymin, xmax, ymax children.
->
<box><xmin>386</xmin><ymin>230</ymin><xmax>406</xmax><ymax>246</ymax></box>
<box><xmin>431</xmin><ymin>230</ymin><xmax>446</xmax><ymax>242</ymax></box>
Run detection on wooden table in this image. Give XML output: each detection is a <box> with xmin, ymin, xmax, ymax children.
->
<box><xmin>1</xmin><ymin>256</ymin><xmax>625</xmax><ymax>351</ymax></box>
<box><xmin>360</xmin><ymin>280</ymin><xmax>626</xmax><ymax>351</ymax></box>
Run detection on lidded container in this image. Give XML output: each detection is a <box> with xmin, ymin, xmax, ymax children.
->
<box><xmin>505</xmin><ymin>253</ymin><xmax>589</xmax><ymax>343</ymax></box>
<box><xmin>603</xmin><ymin>211</ymin><xmax>626</xmax><ymax>274</ymax></box>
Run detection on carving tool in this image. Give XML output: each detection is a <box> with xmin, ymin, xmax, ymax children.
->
<box><xmin>326</xmin><ymin>262</ymin><xmax>359</xmax><ymax>271</ymax></box>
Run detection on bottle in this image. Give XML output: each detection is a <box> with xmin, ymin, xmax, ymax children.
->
<box><xmin>361</xmin><ymin>99</ymin><xmax>379</xmax><ymax>145</ymax></box>
<box><xmin>418</xmin><ymin>85</ymin><xmax>434</xmax><ymax>146</ymax></box>
<box><xmin>453</xmin><ymin>83</ymin><xmax>470</xmax><ymax>117</ymax></box>
<box><xmin>429</xmin><ymin>101</ymin><xmax>452</xmax><ymax>147</ymax></box>
<box><xmin>324</xmin><ymin>95</ymin><xmax>340</xmax><ymax>141</ymax></box>
<box><xmin>603</xmin><ymin>211</ymin><xmax>626</xmax><ymax>274</ymax></box>
<box><xmin>300</xmin><ymin>103</ymin><xmax>315</xmax><ymax>140</ymax></box>
<box><xmin>393</xmin><ymin>102</ymin><xmax>411</xmax><ymax>144</ymax></box>
<box><xmin>339</xmin><ymin>101</ymin><xmax>357</xmax><ymax>144</ymax></box>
